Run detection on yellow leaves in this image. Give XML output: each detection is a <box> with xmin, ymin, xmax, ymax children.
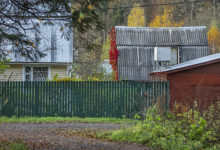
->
<box><xmin>101</xmin><ymin>35</ymin><xmax>111</xmax><ymax>61</ymax></box>
<box><xmin>88</xmin><ymin>4</ymin><xmax>93</xmax><ymax>10</ymax></box>
<box><xmin>70</xmin><ymin>9</ymin><xmax>75</xmax><ymax>14</ymax></box>
<box><xmin>4</xmin><ymin>99</ymin><xmax>8</xmax><ymax>105</ymax></box>
<box><xmin>15</xmin><ymin>40</ymin><xmax>18</xmax><ymax>46</ymax></box>
<box><xmin>149</xmin><ymin>8</ymin><xmax>183</xmax><ymax>27</ymax></box>
<box><xmin>78</xmin><ymin>12</ymin><xmax>84</xmax><ymax>23</ymax></box>
<box><xmin>60</xmin><ymin>27</ymin><xmax>64</xmax><ymax>31</ymax></box>
<box><xmin>208</xmin><ymin>22</ymin><xmax>220</xmax><ymax>54</ymax></box>
<box><xmin>127</xmin><ymin>3</ymin><xmax>145</xmax><ymax>27</ymax></box>
<box><xmin>79</xmin><ymin>12</ymin><xmax>85</xmax><ymax>19</ymax></box>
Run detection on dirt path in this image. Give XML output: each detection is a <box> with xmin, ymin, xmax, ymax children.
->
<box><xmin>0</xmin><ymin>123</ymin><xmax>148</xmax><ymax>150</ymax></box>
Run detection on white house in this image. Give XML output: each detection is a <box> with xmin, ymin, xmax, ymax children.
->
<box><xmin>1</xmin><ymin>21</ymin><xmax>73</xmax><ymax>81</ymax></box>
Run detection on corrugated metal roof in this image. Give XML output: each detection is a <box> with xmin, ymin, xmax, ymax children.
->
<box><xmin>115</xmin><ymin>26</ymin><xmax>208</xmax><ymax>46</ymax></box>
<box><xmin>154</xmin><ymin>53</ymin><xmax>220</xmax><ymax>73</ymax></box>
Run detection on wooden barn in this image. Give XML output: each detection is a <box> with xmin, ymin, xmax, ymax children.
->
<box><xmin>150</xmin><ymin>53</ymin><xmax>220</xmax><ymax>110</ymax></box>
<box><xmin>114</xmin><ymin>26</ymin><xmax>210</xmax><ymax>81</ymax></box>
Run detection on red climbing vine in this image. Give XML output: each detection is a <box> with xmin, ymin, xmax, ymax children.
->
<box><xmin>109</xmin><ymin>27</ymin><xmax>119</xmax><ymax>80</ymax></box>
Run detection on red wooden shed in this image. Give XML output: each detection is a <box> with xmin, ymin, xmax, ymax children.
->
<box><xmin>150</xmin><ymin>53</ymin><xmax>220</xmax><ymax>110</ymax></box>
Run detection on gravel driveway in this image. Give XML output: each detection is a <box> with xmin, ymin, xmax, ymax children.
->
<box><xmin>0</xmin><ymin>123</ymin><xmax>148</xmax><ymax>150</ymax></box>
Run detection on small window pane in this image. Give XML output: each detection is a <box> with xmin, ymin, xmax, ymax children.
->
<box><xmin>25</xmin><ymin>67</ymin><xmax>31</xmax><ymax>73</ymax></box>
<box><xmin>25</xmin><ymin>74</ymin><xmax>31</xmax><ymax>81</ymax></box>
<box><xmin>171</xmin><ymin>48</ymin><xmax>178</xmax><ymax>65</ymax></box>
<box><xmin>33</xmin><ymin>67</ymin><xmax>48</xmax><ymax>81</ymax></box>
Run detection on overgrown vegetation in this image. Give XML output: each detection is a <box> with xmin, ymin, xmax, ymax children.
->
<box><xmin>0</xmin><ymin>117</ymin><xmax>138</xmax><ymax>124</ymax></box>
<box><xmin>0</xmin><ymin>141</ymin><xmax>27</xmax><ymax>150</ymax></box>
<box><xmin>102</xmin><ymin>102</ymin><xmax>220</xmax><ymax>150</ymax></box>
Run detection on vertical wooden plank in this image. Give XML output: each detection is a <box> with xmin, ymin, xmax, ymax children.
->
<box><xmin>14</xmin><ymin>82</ymin><xmax>17</xmax><ymax>116</ymax></box>
<box><xmin>69</xmin><ymin>81</ymin><xmax>71</xmax><ymax>117</ymax></box>
<box><xmin>110</xmin><ymin>81</ymin><xmax>113</xmax><ymax>117</ymax></box>
<box><xmin>44</xmin><ymin>81</ymin><xmax>47</xmax><ymax>116</ymax></box>
<box><xmin>99</xmin><ymin>81</ymin><xmax>102</xmax><ymax>117</ymax></box>
<box><xmin>62</xmin><ymin>81</ymin><xmax>64</xmax><ymax>117</ymax></box>
<box><xmin>100</xmin><ymin>81</ymin><xmax>103</xmax><ymax>117</ymax></box>
<box><xmin>72</xmin><ymin>81</ymin><xmax>75</xmax><ymax>116</ymax></box>
<box><xmin>24</xmin><ymin>81</ymin><xmax>26</xmax><ymax>116</ymax></box>
<box><xmin>82</xmin><ymin>81</ymin><xmax>84</xmax><ymax>117</ymax></box>
<box><xmin>97</xmin><ymin>81</ymin><xmax>99</xmax><ymax>117</ymax></box>
<box><xmin>49</xmin><ymin>81</ymin><xmax>51</xmax><ymax>116</ymax></box>
<box><xmin>93</xmin><ymin>81</ymin><xmax>96</xmax><ymax>117</ymax></box>
<box><xmin>26</xmin><ymin>82</ymin><xmax>29</xmax><ymax>116</ymax></box>
<box><xmin>64</xmin><ymin>81</ymin><xmax>66</xmax><ymax>117</ymax></box>
<box><xmin>103</xmin><ymin>81</ymin><xmax>106</xmax><ymax>117</ymax></box>
<box><xmin>88</xmin><ymin>81</ymin><xmax>91</xmax><ymax>117</ymax></box>
<box><xmin>78</xmin><ymin>81</ymin><xmax>81</xmax><ymax>117</ymax></box>
<box><xmin>0</xmin><ymin>82</ymin><xmax>2</xmax><ymax>116</ymax></box>
<box><xmin>76</xmin><ymin>81</ymin><xmax>79</xmax><ymax>117</ymax></box>
<box><xmin>68</xmin><ymin>81</ymin><xmax>70</xmax><ymax>117</ymax></box>
<box><xmin>52</xmin><ymin>81</ymin><xmax>54</xmax><ymax>116</ymax></box>
<box><xmin>87</xmin><ymin>81</ymin><xmax>90</xmax><ymax>117</ymax></box>
<box><xmin>81</xmin><ymin>81</ymin><xmax>84</xmax><ymax>117</ymax></box>
<box><xmin>17</xmin><ymin>81</ymin><xmax>20</xmax><ymax>116</ymax></box>
<box><xmin>108</xmin><ymin>81</ymin><xmax>110</xmax><ymax>117</ymax></box>
<box><xmin>85</xmin><ymin>81</ymin><xmax>87</xmax><ymax>117</ymax></box>
<box><xmin>66</xmin><ymin>81</ymin><xmax>69</xmax><ymax>117</ymax></box>
<box><xmin>131</xmin><ymin>81</ymin><xmax>135</xmax><ymax>118</ymax></box>
<box><xmin>120</xmin><ymin>81</ymin><xmax>123</xmax><ymax>117</ymax></box>
<box><xmin>55</xmin><ymin>81</ymin><xmax>57</xmax><ymax>116</ymax></box>
<box><xmin>58</xmin><ymin>81</ymin><xmax>61</xmax><ymax>116</ymax></box>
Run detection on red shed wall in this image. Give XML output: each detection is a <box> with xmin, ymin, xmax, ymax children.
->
<box><xmin>168</xmin><ymin>62</ymin><xmax>220</xmax><ymax>110</ymax></box>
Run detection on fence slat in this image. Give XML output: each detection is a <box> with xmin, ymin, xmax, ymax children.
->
<box><xmin>0</xmin><ymin>81</ymin><xmax>169</xmax><ymax>118</ymax></box>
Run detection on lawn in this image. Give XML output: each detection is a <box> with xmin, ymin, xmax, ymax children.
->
<box><xmin>0</xmin><ymin>141</ymin><xmax>27</xmax><ymax>150</ymax></box>
<box><xmin>0</xmin><ymin>116</ymin><xmax>138</xmax><ymax>124</ymax></box>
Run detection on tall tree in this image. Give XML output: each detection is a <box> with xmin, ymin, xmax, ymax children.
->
<box><xmin>0</xmin><ymin>0</ymin><xmax>106</xmax><ymax>74</ymax></box>
<box><xmin>208</xmin><ymin>22</ymin><xmax>220</xmax><ymax>54</ymax></box>
<box><xmin>149</xmin><ymin>8</ymin><xmax>183</xmax><ymax>27</ymax></box>
<box><xmin>0</xmin><ymin>0</ymin><xmax>105</xmax><ymax>60</ymax></box>
<box><xmin>127</xmin><ymin>3</ymin><xmax>145</xmax><ymax>27</ymax></box>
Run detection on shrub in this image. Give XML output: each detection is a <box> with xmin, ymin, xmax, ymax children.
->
<box><xmin>109</xmin><ymin>101</ymin><xmax>220</xmax><ymax>150</ymax></box>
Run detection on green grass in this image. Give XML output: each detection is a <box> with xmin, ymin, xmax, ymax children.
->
<box><xmin>0</xmin><ymin>117</ymin><xmax>138</xmax><ymax>124</ymax></box>
<box><xmin>0</xmin><ymin>141</ymin><xmax>27</xmax><ymax>150</ymax></box>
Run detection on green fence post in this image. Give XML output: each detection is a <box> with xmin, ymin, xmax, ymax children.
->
<box><xmin>35</xmin><ymin>82</ymin><xmax>39</xmax><ymax>116</ymax></box>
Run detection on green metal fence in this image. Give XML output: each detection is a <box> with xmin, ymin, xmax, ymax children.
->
<box><xmin>0</xmin><ymin>81</ymin><xmax>169</xmax><ymax>118</ymax></box>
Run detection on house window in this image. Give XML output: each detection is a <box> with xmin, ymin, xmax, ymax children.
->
<box><xmin>25</xmin><ymin>67</ymin><xmax>31</xmax><ymax>81</ymax></box>
<box><xmin>154</xmin><ymin>47</ymin><xmax>181</xmax><ymax>66</ymax></box>
<box><xmin>25</xmin><ymin>66</ymin><xmax>49</xmax><ymax>81</ymax></box>
<box><xmin>171</xmin><ymin>47</ymin><xmax>178</xmax><ymax>65</ymax></box>
<box><xmin>171</xmin><ymin>47</ymin><xmax>182</xmax><ymax>65</ymax></box>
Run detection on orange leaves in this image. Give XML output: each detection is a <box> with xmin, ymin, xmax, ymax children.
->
<box><xmin>149</xmin><ymin>8</ymin><xmax>183</xmax><ymax>27</ymax></box>
<box><xmin>88</xmin><ymin>4</ymin><xmax>93</xmax><ymax>10</ymax></box>
<box><xmin>127</xmin><ymin>3</ymin><xmax>145</xmax><ymax>27</ymax></box>
<box><xmin>208</xmin><ymin>22</ymin><xmax>220</xmax><ymax>54</ymax></box>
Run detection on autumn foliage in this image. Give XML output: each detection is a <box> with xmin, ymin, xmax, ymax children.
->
<box><xmin>149</xmin><ymin>8</ymin><xmax>183</xmax><ymax>27</ymax></box>
<box><xmin>109</xmin><ymin>28</ymin><xmax>119</xmax><ymax>80</ymax></box>
<box><xmin>127</xmin><ymin>3</ymin><xmax>145</xmax><ymax>27</ymax></box>
<box><xmin>208</xmin><ymin>22</ymin><xmax>220</xmax><ymax>54</ymax></box>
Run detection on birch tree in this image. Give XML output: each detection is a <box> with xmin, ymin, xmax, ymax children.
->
<box><xmin>127</xmin><ymin>3</ymin><xmax>145</xmax><ymax>27</ymax></box>
<box><xmin>208</xmin><ymin>22</ymin><xmax>220</xmax><ymax>54</ymax></box>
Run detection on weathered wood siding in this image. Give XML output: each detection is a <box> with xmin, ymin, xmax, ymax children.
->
<box><xmin>116</xmin><ymin>26</ymin><xmax>208</xmax><ymax>46</ymax></box>
<box><xmin>180</xmin><ymin>46</ymin><xmax>210</xmax><ymax>62</ymax></box>
<box><xmin>51</xmin><ymin>66</ymin><xmax>68</xmax><ymax>79</ymax></box>
<box><xmin>116</xmin><ymin>26</ymin><xmax>210</xmax><ymax>81</ymax></box>
<box><xmin>168</xmin><ymin>62</ymin><xmax>220</xmax><ymax>110</ymax></box>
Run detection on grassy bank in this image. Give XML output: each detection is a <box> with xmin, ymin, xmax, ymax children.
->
<box><xmin>0</xmin><ymin>117</ymin><xmax>138</xmax><ymax>124</ymax></box>
<box><xmin>102</xmin><ymin>103</ymin><xmax>220</xmax><ymax>150</ymax></box>
<box><xmin>0</xmin><ymin>141</ymin><xmax>27</xmax><ymax>150</ymax></box>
